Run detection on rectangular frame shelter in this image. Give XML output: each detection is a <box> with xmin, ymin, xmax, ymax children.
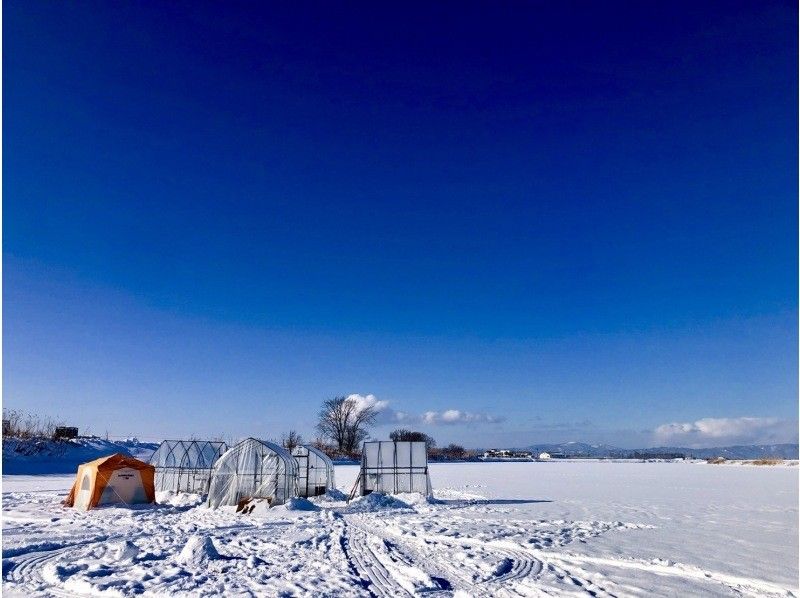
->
<box><xmin>353</xmin><ymin>440</ymin><xmax>432</xmax><ymax>499</ymax></box>
<box><xmin>149</xmin><ymin>440</ymin><xmax>227</xmax><ymax>495</ymax></box>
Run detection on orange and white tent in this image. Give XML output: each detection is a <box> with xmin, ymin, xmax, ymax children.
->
<box><xmin>64</xmin><ymin>453</ymin><xmax>155</xmax><ymax>510</ymax></box>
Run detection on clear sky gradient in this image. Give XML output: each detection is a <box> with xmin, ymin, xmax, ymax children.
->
<box><xmin>4</xmin><ymin>1</ymin><xmax>798</xmax><ymax>447</ymax></box>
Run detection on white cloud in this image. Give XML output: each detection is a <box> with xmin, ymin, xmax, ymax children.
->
<box><xmin>346</xmin><ymin>393</ymin><xmax>415</xmax><ymax>425</ymax></box>
<box><xmin>422</xmin><ymin>409</ymin><xmax>505</xmax><ymax>426</ymax></box>
<box><xmin>345</xmin><ymin>394</ymin><xmax>504</xmax><ymax>427</ymax></box>
<box><xmin>653</xmin><ymin>417</ymin><xmax>797</xmax><ymax>447</ymax></box>
<box><xmin>347</xmin><ymin>393</ymin><xmax>390</xmax><ymax>413</ymax></box>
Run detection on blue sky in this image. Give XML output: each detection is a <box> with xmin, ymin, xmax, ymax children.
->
<box><xmin>4</xmin><ymin>1</ymin><xmax>797</xmax><ymax>448</ymax></box>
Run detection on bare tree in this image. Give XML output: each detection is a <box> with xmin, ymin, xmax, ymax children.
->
<box><xmin>280</xmin><ymin>430</ymin><xmax>303</xmax><ymax>452</ymax></box>
<box><xmin>389</xmin><ymin>428</ymin><xmax>436</xmax><ymax>449</ymax></box>
<box><xmin>442</xmin><ymin>444</ymin><xmax>466</xmax><ymax>459</ymax></box>
<box><xmin>316</xmin><ymin>396</ymin><xmax>377</xmax><ymax>454</ymax></box>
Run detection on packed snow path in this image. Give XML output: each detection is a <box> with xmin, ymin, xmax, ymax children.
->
<box><xmin>2</xmin><ymin>462</ymin><xmax>798</xmax><ymax>597</ymax></box>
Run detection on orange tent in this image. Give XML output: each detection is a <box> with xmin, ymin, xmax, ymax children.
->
<box><xmin>64</xmin><ymin>453</ymin><xmax>155</xmax><ymax>510</ymax></box>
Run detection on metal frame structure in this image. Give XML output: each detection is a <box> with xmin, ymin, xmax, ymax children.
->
<box><xmin>292</xmin><ymin>444</ymin><xmax>336</xmax><ymax>497</ymax></box>
<box><xmin>349</xmin><ymin>440</ymin><xmax>432</xmax><ymax>500</ymax></box>
<box><xmin>149</xmin><ymin>439</ymin><xmax>227</xmax><ymax>495</ymax></box>
<box><xmin>207</xmin><ymin>438</ymin><xmax>298</xmax><ymax>508</ymax></box>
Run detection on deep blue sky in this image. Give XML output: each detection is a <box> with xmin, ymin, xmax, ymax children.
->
<box><xmin>4</xmin><ymin>1</ymin><xmax>797</xmax><ymax>447</ymax></box>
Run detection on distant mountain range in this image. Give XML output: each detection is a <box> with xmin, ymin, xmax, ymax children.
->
<box><xmin>516</xmin><ymin>442</ymin><xmax>799</xmax><ymax>459</ymax></box>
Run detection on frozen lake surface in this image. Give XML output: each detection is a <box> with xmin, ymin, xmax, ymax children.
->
<box><xmin>2</xmin><ymin>461</ymin><xmax>798</xmax><ymax>596</ymax></box>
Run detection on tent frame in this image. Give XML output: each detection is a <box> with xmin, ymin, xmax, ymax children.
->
<box><xmin>149</xmin><ymin>439</ymin><xmax>227</xmax><ymax>495</ymax></box>
<box><xmin>207</xmin><ymin>438</ymin><xmax>297</xmax><ymax>508</ymax></box>
<box><xmin>349</xmin><ymin>440</ymin><xmax>432</xmax><ymax>500</ymax></box>
<box><xmin>292</xmin><ymin>444</ymin><xmax>335</xmax><ymax>497</ymax></box>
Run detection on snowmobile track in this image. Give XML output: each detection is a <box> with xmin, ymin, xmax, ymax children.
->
<box><xmin>340</xmin><ymin>520</ymin><xmax>413</xmax><ymax>597</ymax></box>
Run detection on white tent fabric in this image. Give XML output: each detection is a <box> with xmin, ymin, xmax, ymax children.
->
<box><xmin>292</xmin><ymin>445</ymin><xmax>336</xmax><ymax>497</ymax></box>
<box><xmin>357</xmin><ymin>441</ymin><xmax>432</xmax><ymax>497</ymax></box>
<box><xmin>207</xmin><ymin>438</ymin><xmax>297</xmax><ymax>508</ymax></box>
<box><xmin>149</xmin><ymin>440</ymin><xmax>227</xmax><ymax>494</ymax></box>
<box><xmin>74</xmin><ymin>467</ymin><xmax>150</xmax><ymax>510</ymax></box>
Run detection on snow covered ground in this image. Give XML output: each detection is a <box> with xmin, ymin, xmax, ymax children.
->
<box><xmin>2</xmin><ymin>461</ymin><xmax>797</xmax><ymax>597</ymax></box>
<box><xmin>2</xmin><ymin>438</ymin><xmax>158</xmax><ymax>475</ymax></box>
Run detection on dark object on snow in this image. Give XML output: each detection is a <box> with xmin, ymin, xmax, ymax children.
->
<box><xmin>54</xmin><ymin>427</ymin><xmax>79</xmax><ymax>440</ymax></box>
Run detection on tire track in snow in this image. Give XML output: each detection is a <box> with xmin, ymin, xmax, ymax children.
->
<box><xmin>348</xmin><ymin>513</ymin><xmax>547</xmax><ymax>597</ymax></box>
<box><xmin>543</xmin><ymin>551</ymin><xmax>797</xmax><ymax>598</ymax></box>
<box><xmin>345</xmin><ymin>515</ymin><xmax>459</xmax><ymax>596</ymax></box>
<box><xmin>378</xmin><ymin>521</ymin><xmax>622</xmax><ymax>598</ymax></box>
<box><xmin>393</xmin><ymin>514</ymin><xmax>657</xmax><ymax>597</ymax></box>
<box><xmin>4</xmin><ymin>544</ymin><xmax>90</xmax><ymax>597</ymax></box>
<box><xmin>437</xmin><ymin>536</ymin><xmax>544</xmax><ymax>597</ymax></box>
<box><xmin>338</xmin><ymin>515</ymin><xmax>413</xmax><ymax>598</ymax></box>
<box><xmin>3</xmin><ymin>532</ymin><xmax>154</xmax><ymax>598</ymax></box>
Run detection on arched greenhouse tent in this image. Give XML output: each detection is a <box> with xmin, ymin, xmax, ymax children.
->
<box><xmin>292</xmin><ymin>444</ymin><xmax>336</xmax><ymax>497</ymax></box>
<box><xmin>149</xmin><ymin>440</ymin><xmax>227</xmax><ymax>495</ymax></box>
<box><xmin>207</xmin><ymin>438</ymin><xmax>297</xmax><ymax>508</ymax></box>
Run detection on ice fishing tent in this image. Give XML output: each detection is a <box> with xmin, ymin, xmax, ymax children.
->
<box><xmin>207</xmin><ymin>438</ymin><xmax>297</xmax><ymax>508</ymax></box>
<box><xmin>351</xmin><ymin>440</ymin><xmax>432</xmax><ymax>499</ymax></box>
<box><xmin>64</xmin><ymin>454</ymin><xmax>155</xmax><ymax>511</ymax></box>
<box><xmin>149</xmin><ymin>440</ymin><xmax>227</xmax><ymax>494</ymax></box>
<box><xmin>292</xmin><ymin>444</ymin><xmax>336</xmax><ymax>497</ymax></box>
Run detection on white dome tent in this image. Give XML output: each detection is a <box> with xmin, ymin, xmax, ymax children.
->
<box><xmin>207</xmin><ymin>438</ymin><xmax>297</xmax><ymax>508</ymax></box>
<box><xmin>292</xmin><ymin>444</ymin><xmax>336</xmax><ymax>497</ymax></box>
<box><xmin>149</xmin><ymin>440</ymin><xmax>227</xmax><ymax>495</ymax></box>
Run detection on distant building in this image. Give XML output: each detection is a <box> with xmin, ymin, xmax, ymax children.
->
<box><xmin>481</xmin><ymin>449</ymin><xmax>533</xmax><ymax>460</ymax></box>
<box><xmin>53</xmin><ymin>427</ymin><xmax>79</xmax><ymax>440</ymax></box>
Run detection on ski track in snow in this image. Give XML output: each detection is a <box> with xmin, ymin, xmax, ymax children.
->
<box><xmin>2</xmin><ymin>462</ymin><xmax>798</xmax><ymax>597</ymax></box>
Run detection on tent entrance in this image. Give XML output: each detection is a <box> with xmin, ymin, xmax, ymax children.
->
<box><xmin>99</xmin><ymin>467</ymin><xmax>148</xmax><ymax>505</ymax></box>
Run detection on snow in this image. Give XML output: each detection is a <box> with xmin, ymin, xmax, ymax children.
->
<box><xmin>2</xmin><ymin>461</ymin><xmax>797</xmax><ymax>596</ymax></box>
<box><xmin>154</xmin><ymin>491</ymin><xmax>204</xmax><ymax>508</ymax></box>
<box><xmin>2</xmin><ymin>437</ymin><xmax>158</xmax><ymax>475</ymax></box>
<box><xmin>176</xmin><ymin>535</ymin><xmax>221</xmax><ymax>566</ymax></box>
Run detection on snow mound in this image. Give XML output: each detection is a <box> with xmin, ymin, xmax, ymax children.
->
<box><xmin>311</xmin><ymin>488</ymin><xmax>348</xmax><ymax>503</ymax></box>
<box><xmin>278</xmin><ymin>498</ymin><xmax>320</xmax><ymax>512</ymax></box>
<box><xmin>156</xmin><ymin>491</ymin><xmax>204</xmax><ymax>507</ymax></box>
<box><xmin>393</xmin><ymin>492</ymin><xmax>435</xmax><ymax>506</ymax></box>
<box><xmin>345</xmin><ymin>492</ymin><xmax>417</xmax><ymax>513</ymax></box>
<box><xmin>3</xmin><ymin>437</ymin><xmax>159</xmax><ymax>474</ymax></box>
<box><xmin>238</xmin><ymin>497</ymin><xmax>321</xmax><ymax>513</ymax></box>
<box><xmin>111</xmin><ymin>540</ymin><xmax>140</xmax><ymax>563</ymax></box>
<box><xmin>434</xmin><ymin>487</ymin><xmax>487</xmax><ymax>501</ymax></box>
<box><xmin>177</xmin><ymin>535</ymin><xmax>220</xmax><ymax>566</ymax></box>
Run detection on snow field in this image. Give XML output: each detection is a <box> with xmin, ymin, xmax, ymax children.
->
<box><xmin>2</xmin><ymin>461</ymin><xmax>797</xmax><ymax>597</ymax></box>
